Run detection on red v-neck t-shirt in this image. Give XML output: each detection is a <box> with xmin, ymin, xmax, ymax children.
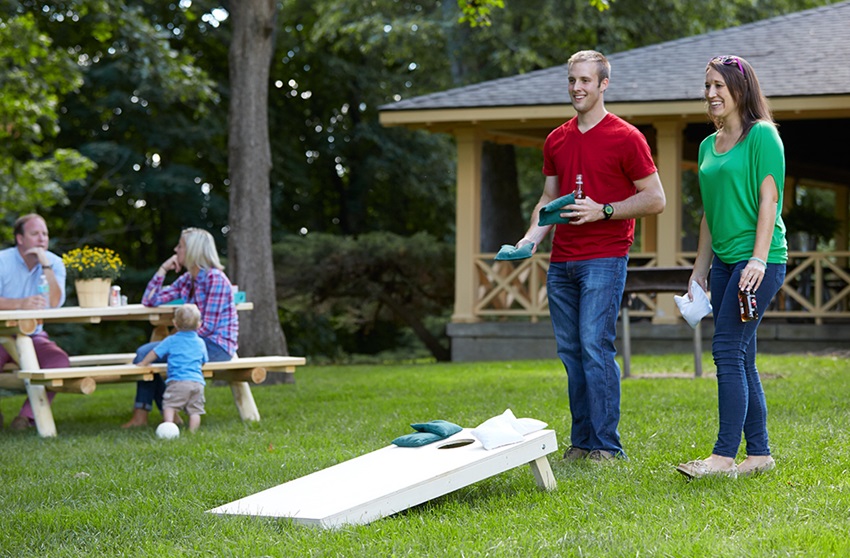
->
<box><xmin>542</xmin><ymin>113</ymin><xmax>657</xmax><ymax>262</ymax></box>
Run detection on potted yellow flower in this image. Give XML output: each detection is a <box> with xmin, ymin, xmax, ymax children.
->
<box><xmin>62</xmin><ymin>246</ymin><xmax>125</xmax><ymax>307</ymax></box>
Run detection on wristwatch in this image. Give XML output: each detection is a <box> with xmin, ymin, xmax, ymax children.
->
<box><xmin>602</xmin><ymin>203</ymin><xmax>614</xmax><ymax>220</ymax></box>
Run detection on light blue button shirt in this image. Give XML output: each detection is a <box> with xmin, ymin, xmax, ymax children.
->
<box><xmin>0</xmin><ymin>246</ymin><xmax>67</xmax><ymax>334</ymax></box>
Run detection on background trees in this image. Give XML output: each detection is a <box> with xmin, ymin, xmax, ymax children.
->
<box><xmin>0</xmin><ymin>11</ymin><xmax>93</xmax><ymax>235</ymax></box>
<box><xmin>3</xmin><ymin>0</ymin><xmax>842</xmax><ymax>360</ymax></box>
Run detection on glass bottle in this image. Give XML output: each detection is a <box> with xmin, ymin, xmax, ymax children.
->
<box><xmin>574</xmin><ymin>174</ymin><xmax>585</xmax><ymax>200</ymax></box>
<box><xmin>109</xmin><ymin>285</ymin><xmax>122</xmax><ymax>307</ymax></box>
<box><xmin>738</xmin><ymin>289</ymin><xmax>758</xmax><ymax>322</ymax></box>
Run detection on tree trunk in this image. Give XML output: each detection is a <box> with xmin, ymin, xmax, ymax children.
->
<box><xmin>227</xmin><ymin>1</ymin><xmax>289</xmax><ymax>367</ymax></box>
<box><xmin>480</xmin><ymin>141</ymin><xmax>526</xmax><ymax>252</ymax></box>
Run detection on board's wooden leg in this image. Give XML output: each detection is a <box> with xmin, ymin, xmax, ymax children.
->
<box><xmin>529</xmin><ymin>456</ymin><xmax>557</xmax><ymax>491</ymax></box>
<box><xmin>16</xmin><ymin>335</ymin><xmax>57</xmax><ymax>438</ymax></box>
<box><xmin>230</xmin><ymin>381</ymin><xmax>260</xmax><ymax>422</ymax></box>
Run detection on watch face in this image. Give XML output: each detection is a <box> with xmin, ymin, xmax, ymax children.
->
<box><xmin>604</xmin><ymin>204</ymin><xmax>614</xmax><ymax>217</ymax></box>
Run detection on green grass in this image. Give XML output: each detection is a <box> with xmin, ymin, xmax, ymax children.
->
<box><xmin>2</xmin><ymin>354</ymin><xmax>849</xmax><ymax>557</ymax></box>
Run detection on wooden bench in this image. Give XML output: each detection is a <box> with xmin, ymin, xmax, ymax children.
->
<box><xmin>2</xmin><ymin>354</ymin><xmax>138</xmax><ymax>395</ymax></box>
<box><xmin>69</xmin><ymin>353</ymin><xmax>137</xmax><ymax>366</ymax></box>
<box><xmin>14</xmin><ymin>356</ymin><xmax>306</xmax><ymax>423</ymax></box>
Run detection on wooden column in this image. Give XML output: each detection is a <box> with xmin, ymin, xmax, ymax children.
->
<box><xmin>653</xmin><ymin>120</ymin><xmax>684</xmax><ymax>324</ymax></box>
<box><xmin>452</xmin><ymin>128</ymin><xmax>483</xmax><ymax>323</ymax></box>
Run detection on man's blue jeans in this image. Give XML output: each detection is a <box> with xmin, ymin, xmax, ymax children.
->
<box><xmin>547</xmin><ymin>257</ymin><xmax>628</xmax><ymax>457</ymax></box>
<box><xmin>710</xmin><ymin>256</ymin><xmax>786</xmax><ymax>458</ymax></box>
<box><xmin>132</xmin><ymin>338</ymin><xmax>231</xmax><ymax>412</ymax></box>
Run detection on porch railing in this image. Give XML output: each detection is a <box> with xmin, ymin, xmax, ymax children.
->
<box><xmin>474</xmin><ymin>251</ymin><xmax>850</xmax><ymax>324</ymax></box>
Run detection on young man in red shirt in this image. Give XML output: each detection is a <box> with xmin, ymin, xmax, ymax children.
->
<box><xmin>514</xmin><ymin>50</ymin><xmax>666</xmax><ymax>461</ymax></box>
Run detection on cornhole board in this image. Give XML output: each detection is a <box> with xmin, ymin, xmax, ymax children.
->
<box><xmin>208</xmin><ymin>428</ymin><xmax>558</xmax><ymax>528</ymax></box>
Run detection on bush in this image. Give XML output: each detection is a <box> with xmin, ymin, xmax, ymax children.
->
<box><xmin>273</xmin><ymin>231</ymin><xmax>454</xmax><ymax>362</ymax></box>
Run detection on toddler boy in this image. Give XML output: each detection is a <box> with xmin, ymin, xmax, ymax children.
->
<box><xmin>137</xmin><ymin>304</ymin><xmax>209</xmax><ymax>432</ymax></box>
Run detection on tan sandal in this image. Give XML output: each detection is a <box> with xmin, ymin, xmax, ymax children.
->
<box><xmin>738</xmin><ymin>456</ymin><xmax>775</xmax><ymax>476</ymax></box>
<box><xmin>676</xmin><ymin>459</ymin><xmax>738</xmax><ymax>479</ymax></box>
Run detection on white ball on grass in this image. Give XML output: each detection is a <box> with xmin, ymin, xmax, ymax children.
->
<box><xmin>156</xmin><ymin>422</ymin><xmax>180</xmax><ymax>440</ymax></box>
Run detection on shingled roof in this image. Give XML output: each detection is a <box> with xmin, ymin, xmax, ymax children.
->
<box><xmin>380</xmin><ymin>1</ymin><xmax>850</xmax><ymax>112</ymax></box>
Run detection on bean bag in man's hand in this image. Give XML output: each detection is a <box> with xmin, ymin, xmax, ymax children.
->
<box><xmin>538</xmin><ymin>193</ymin><xmax>575</xmax><ymax>226</ymax></box>
<box><xmin>494</xmin><ymin>242</ymin><xmax>534</xmax><ymax>261</ymax></box>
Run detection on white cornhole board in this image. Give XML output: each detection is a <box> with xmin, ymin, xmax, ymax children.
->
<box><xmin>208</xmin><ymin>428</ymin><xmax>558</xmax><ymax>528</ymax></box>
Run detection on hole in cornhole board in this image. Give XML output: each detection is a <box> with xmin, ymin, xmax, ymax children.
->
<box><xmin>437</xmin><ymin>438</ymin><xmax>476</xmax><ymax>449</ymax></box>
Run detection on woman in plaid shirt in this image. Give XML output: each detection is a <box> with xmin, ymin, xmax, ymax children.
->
<box><xmin>122</xmin><ymin>228</ymin><xmax>239</xmax><ymax>428</ymax></box>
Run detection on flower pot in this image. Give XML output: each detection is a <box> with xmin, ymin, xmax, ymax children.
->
<box><xmin>75</xmin><ymin>278</ymin><xmax>112</xmax><ymax>308</ymax></box>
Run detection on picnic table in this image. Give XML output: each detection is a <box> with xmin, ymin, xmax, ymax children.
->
<box><xmin>0</xmin><ymin>303</ymin><xmax>305</xmax><ymax>437</ymax></box>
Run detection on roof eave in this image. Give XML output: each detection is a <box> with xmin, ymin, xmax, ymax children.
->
<box><xmin>379</xmin><ymin>95</ymin><xmax>850</xmax><ymax>134</ymax></box>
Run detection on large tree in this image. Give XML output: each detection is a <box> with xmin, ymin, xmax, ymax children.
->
<box><xmin>227</xmin><ymin>0</ymin><xmax>288</xmax><ymax>357</ymax></box>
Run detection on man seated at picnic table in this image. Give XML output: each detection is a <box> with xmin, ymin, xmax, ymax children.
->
<box><xmin>0</xmin><ymin>214</ymin><xmax>70</xmax><ymax>431</ymax></box>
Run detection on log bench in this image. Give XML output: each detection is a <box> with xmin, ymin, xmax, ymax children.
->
<box><xmin>12</xmin><ymin>356</ymin><xmax>306</xmax><ymax>425</ymax></box>
<box><xmin>69</xmin><ymin>353</ymin><xmax>137</xmax><ymax>366</ymax></box>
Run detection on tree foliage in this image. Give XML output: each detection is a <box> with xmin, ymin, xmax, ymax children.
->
<box><xmin>458</xmin><ymin>0</ymin><xmax>611</xmax><ymax>27</ymax></box>
<box><xmin>0</xmin><ymin>12</ymin><xmax>94</xmax><ymax>236</ymax></box>
<box><xmin>266</xmin><ymin>0</ymin><xmax>458</xmax><ymax>240</ymax></box>
<box><xmin>8</xmin><ymin>0</ymin><xmax>221</xmax><ymax>276</ymax></box>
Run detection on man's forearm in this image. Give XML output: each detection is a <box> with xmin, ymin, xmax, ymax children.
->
<box><xmin>0</xmin><ymin>297</ymin><xmax>23</xmax><ymax>311</ymax></box>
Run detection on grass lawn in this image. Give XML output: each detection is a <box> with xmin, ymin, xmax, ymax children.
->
<box><xmin>2</xmin><ymin>353</ymin><xmax>849</xmax><ymax>557</ymax></box>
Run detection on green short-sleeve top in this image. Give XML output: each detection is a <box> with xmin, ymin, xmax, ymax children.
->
<box><xmin>698</xmin><ymin>121</ymin><xmax>788</xmax><ymax>264</ymax></box>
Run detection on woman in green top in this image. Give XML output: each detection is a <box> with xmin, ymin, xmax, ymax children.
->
<box><xmin>677</xmin><ymin>56</ymin><xmax>787</xmax><ymax>480</ymax></box>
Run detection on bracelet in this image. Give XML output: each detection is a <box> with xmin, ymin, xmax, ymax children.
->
<box><xmin>42</xmin><ymin>264</ymin><xmax>53</xmax><ymax>270</ymax></box>
<box><xmin>749</xmin><ymin>257</ymin><xmax>767</xmax><ymax>267</ymax></box>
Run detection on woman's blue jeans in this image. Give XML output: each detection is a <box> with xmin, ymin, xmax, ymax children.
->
<box><xmin>547</xmin><ymin>257</ymin><xmax>628</xmax><ymax>457</ymax></box>
<box><xmin>710</xmin><ymin>256</ymin><xmax>786</xmax><ymax>458</ymax></box>
<box><xmin>132</xmin><ymin>338</ymin><xmax>232</xmax><ymax>411</ymax></box>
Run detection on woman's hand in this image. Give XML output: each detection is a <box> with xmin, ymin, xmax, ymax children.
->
<box><xmin>688</xmin><ymin>273</ymin><xmax>709</xmax><ymax>301</ymax></box>
<box><xmin>739</xmin><ymin>259</ymin><xmax>766</xmax><ymax>292</ymax></box>
<box><xmin>158</xmin><ymin>255</ymin><xmax>181</xmax><ymax>276</ymax></box>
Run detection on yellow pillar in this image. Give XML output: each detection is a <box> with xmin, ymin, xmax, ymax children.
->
<box><xmin>653</xmin><ymin>120</ymin><xmax>684</xmax><ymax>324</ymax></box>
<box><xmin>452</xmin><ymin>128</ymin><xmax>483</xmax><ymax>323</ymax></box>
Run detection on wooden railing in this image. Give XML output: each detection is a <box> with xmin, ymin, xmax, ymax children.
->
<box><xmin>474</xmin><ymin>251</ymin><xmax>850</xmax><ymax>324</ymax></box>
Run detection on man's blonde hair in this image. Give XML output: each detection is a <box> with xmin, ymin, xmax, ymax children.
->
<box><xmin>182</xmin><ymin>228</ymin><xmax>224</xmax><ymax>271</ymax></box>
<box><xmin>173</xmin><ymin>303</ymin><xmax>202</xmax><ymax>331</ymax></box>
<box><xmin>568</xmin><ymin>50</ymin><xmax>611</xmax><ymax>85</ymax></box>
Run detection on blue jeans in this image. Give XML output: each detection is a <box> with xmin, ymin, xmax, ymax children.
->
<box><xmin>547</xmin><ymin>257</ymin><xmax>628</xmax><ymax>457</ymax></box>
<box><xmin>710</xmin><ymin>256</ymin><xmax>786</xmax><ymax>458</ymax></box>
<box><xmin>132</xmin><ymin>338</ymin><xmax>232</xmax><ymax>411</ymax></box>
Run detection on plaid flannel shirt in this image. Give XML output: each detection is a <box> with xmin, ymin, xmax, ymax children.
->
<box><xmin>142</xmin><ymin>267</ymin><xmax>238</xmax><ymax>356</ymax></box>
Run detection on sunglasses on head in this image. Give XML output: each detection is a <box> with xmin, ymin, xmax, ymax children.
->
<box><xmin>711</xmin><ymin>55</ymin><xmax>745</xmax><ymax>76</ymax></box>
